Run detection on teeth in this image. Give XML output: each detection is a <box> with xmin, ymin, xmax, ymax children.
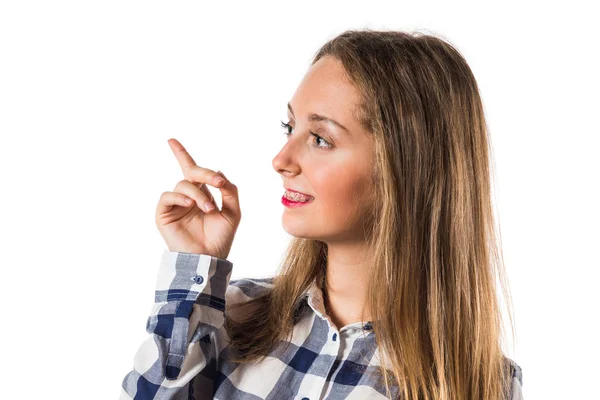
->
<box><xmin>285</xmin><ymin>190</ymin><xmax>312</xmax><ymax>202</ymax></box>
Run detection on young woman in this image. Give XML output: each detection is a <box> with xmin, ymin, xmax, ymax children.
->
<box><xmin>120</xmin><ymin>29</ymin><xmax>524</xmax><ymax>400</ymax></box>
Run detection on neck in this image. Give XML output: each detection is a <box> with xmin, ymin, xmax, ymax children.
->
<box><xmin>322</xmin><ymin>239</ymin><xmax>372</xmax><ymax>328</ymax></box>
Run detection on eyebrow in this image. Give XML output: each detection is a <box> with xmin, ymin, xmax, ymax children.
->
<box><xmin>287</xmin><ymin>102</ymin><xmax>350</xmax><ymax>134</ymax></box>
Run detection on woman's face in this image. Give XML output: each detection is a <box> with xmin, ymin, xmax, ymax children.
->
<box><xmin>272</xmin><ymin>55</ymin><xmax>376</xmax><ymax>242</ymax></box>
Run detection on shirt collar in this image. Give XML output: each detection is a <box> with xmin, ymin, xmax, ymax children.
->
<box><xmin>295</xmin><ymin>275</ymin><xmax>374</xmax><ymax>331</ymax></box>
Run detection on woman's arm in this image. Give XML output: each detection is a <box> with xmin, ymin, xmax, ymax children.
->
<box><xmin>120</xmin><ymin>251</ymin><xmax>233</xmax><ymax>399</ymax></box>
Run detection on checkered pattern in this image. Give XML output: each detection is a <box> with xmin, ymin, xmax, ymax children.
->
<box><xmin>120</xmin><ymin>251</ymin><xmax>524</xmax><ymax>399</ymax></box>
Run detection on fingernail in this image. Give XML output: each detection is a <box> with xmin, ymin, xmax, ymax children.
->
<box><xmin>203</xmin><ymin>201</ymin><xmax>215</xmax><ymax>212</ymax></box>
<box><xmin>214</xmin><ymin>175</ymin><xmax>225</xmax><ymax>186</ymax></box>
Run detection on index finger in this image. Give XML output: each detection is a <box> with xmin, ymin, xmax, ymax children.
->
<box><xmin>168</xmin><ymin>138</ymin><xmax>197</xmax><ymax>173</ymax></box>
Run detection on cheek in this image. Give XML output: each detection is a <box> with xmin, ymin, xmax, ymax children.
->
<box><xmin>311</xmin><ymin>164</ymin><xmax>367</xmax><ymax>210</ymax></box>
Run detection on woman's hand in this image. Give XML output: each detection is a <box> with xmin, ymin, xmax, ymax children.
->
<box><xmin>155</xmin><ymin>138</ymin><xmax>241</xmax><ymax>260</ymax></box>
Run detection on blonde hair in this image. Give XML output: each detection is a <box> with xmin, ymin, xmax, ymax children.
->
<box><xmin>225</xmin><ymin>28</ymin><xmax>517</xmax><ymax>400</ymax></box>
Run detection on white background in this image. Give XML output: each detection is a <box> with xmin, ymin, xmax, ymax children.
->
<box><xmin>1</xmin><ymin>1</ymin><xmax>598</xmax><ymax>399</ymax></box>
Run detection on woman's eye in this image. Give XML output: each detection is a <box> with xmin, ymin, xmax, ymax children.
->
<box><xmin>279</xmin><ymin>120</ymin><xmax>332</xmax><ymax>149</ymax></box>
<box><xmin>280</xmin><ymin>120</ymin><xmax>293</xmax><ymax>135</ymax></box>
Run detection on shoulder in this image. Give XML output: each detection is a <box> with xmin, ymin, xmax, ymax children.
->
<box><xmin>505</xmin><ymin>357</ymin><xmax>524</xmax><ymax>399</ymax></box>
<box><xmin>507</xmin><ymin>357</ymin><xmax>523</xmax><ymax>386</ymax></box>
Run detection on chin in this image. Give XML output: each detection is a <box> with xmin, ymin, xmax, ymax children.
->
<box><xmin>282</xmin><ymin>218</ymin><xmax>315</xmax><ymax>239</ymax></box>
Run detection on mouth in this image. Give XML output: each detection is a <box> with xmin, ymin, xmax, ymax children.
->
<box><xmin>283</xmin><ymin>188</ymin><xmax>314</xmax><ymax>202</ymax></box>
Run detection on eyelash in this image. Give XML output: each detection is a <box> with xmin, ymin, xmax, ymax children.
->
<box><xmin>280</xmin><ymin>120</ymin><xmax>333</xmax><ymax>149</ymax></box>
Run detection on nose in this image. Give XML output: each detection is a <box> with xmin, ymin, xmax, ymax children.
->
<box><xmin>272</xmin><ymin>140</ymin><xmax>301</xmax><ymax>177</ymax></box>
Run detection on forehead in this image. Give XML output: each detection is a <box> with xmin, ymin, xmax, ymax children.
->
<box><xmin>288</xmin><ymin>56</ymin><xmax>360</xmax><ymax>122</ymax></box>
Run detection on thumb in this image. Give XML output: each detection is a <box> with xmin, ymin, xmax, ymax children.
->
<box><xmin>216</xmin><ymin>170</ymin><xmax>241</xmax><ymax>221</ymax></box>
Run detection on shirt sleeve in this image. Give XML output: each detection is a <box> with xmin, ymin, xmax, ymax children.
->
<box><xmin>120</xmin><ymin>250</ymin><xmax>233</xmax><ymax>400</ymax></box>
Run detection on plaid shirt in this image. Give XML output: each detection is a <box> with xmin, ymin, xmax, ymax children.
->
<box><xmin>120</xmin><ymin>251</ymin><xmax>524</xmax><ymax>399</ymax></box>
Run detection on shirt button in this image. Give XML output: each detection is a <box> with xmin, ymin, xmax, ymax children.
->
<box><xmin>332</xmin><ymin>333</ymin><xmax>337</xmax><ymax>341</ymax></box>
<box><xmin>191</xmin><ymin>275</ymin><xmax>204</xmax><ymax>284</ymax></box>
<box><xmin>301</xmin><ymin>398</ymin><xmax>310</xmax><ymax>400</ymax></box>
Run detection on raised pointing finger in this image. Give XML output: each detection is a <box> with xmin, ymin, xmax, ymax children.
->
<box><xmin>168</xmin><ymin>138</ymin><xmax>223</xmax><ymax>189</ymax></box>
<box><xmin>167</xmin><ymin>138</ymin><xmax>239</xmax><ymax>219</ymax></box>
<box><xmin>168</xmin><ymin>138</ymin><xmax>198</xmax><ymax>174</ymax></box>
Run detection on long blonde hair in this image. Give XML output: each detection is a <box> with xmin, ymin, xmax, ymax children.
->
<box><xmin>225</xmin><ymin>29</ymin><xmax>517</xmax><ymax>400</ymax></box>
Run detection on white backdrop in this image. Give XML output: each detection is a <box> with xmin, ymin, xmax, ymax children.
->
<box><xmin>1</xmin><ymin>1</ymin><xmax>598</xmax><ymax>399</ymax></box>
